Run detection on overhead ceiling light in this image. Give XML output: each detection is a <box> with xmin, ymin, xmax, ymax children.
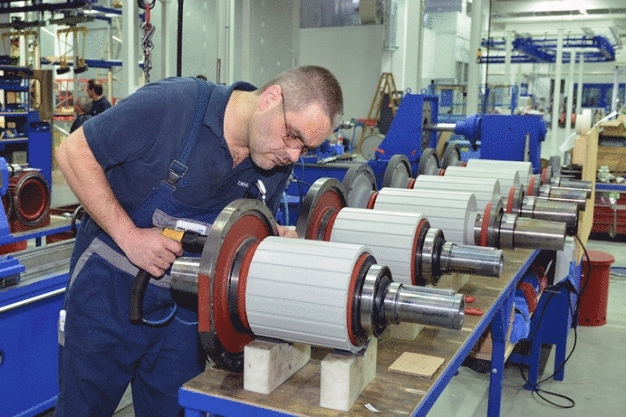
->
<box><xmin>579</xmin><ymin>8</ymin><xmax>587</xmax><ymax>15</ymax></box>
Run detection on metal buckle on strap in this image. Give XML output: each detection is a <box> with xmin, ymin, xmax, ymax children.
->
<box><xmin>165</xmin><ymin>160</ymin><xmax>188</xmax><ymax>187</ymax></box>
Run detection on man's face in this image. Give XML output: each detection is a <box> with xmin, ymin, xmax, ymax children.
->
<box><xmin>248</xmin><ymin>94</ymin><xmax>332</xmax><ymax>171</ymax></box>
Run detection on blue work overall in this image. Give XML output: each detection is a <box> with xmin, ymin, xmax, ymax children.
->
<box><xmin>55</xmin><ymin>81</ymin><xmax>219</xmax><ymax>417</ymax></box>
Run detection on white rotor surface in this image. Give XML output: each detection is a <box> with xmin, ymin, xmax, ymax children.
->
<box><xmin>444</xmin><ymin>165</ymin><xmax>520</xmax><ymax>196</ymax></box>
<box><xmin>246</xmin><ymin>236</ymin><xmax>370</xmax><ymax>353</ymax></box>
<box><xmin>330</xmin><ymin>207</ymin><xmax>425</xmax><ymax>285</ymax></box>
<box><xmin>466</xmin><ymin>159</ymin><xmax>532</xmax><ymax>184</ymax></box>
<box><xmin>412</xmin><ymin>175</ymin><xmax>500</xmax><ymax>209</ymax></box>
<box><xmin>373</xmin><ymin>188</ymin><xmax>477</xmax><ymax>245</ymax></box>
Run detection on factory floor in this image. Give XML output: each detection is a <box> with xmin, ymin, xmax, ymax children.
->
<box><xmin>427</xmin><ymin>236</ymin><xmax>626</xmax><ymax>417</ymax></box>
<box><xmin>46</xmin><ymin>170</ymin><xmax>626</xmax><ymax>417</ymax></box>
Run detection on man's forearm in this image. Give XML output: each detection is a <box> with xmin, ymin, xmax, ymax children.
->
<box><xmin>55</xmin><ymin>127</ymin><xmax>135</xmax><ymax>245</ymax></box>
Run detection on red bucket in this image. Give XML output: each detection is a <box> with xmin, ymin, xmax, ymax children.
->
<box><xmin>578</xmin><ymin>250</ymin><xmax>615</xmax><ymax>326</ymax></box>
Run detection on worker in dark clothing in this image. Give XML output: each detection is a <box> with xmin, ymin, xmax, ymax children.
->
<box><xmin>70</xmin><ymin>96</ymin><xmax>93</xmax><ymax>133</ymax></box>
<box><xmin>54</xmin><ymin>66</ymin><xmax>343</xmax><ymax>417</ymax></box>
<box><xmin>86</xmin><ymin>79</ymin><xmax>112</xmax><ymax>116</ymax></box>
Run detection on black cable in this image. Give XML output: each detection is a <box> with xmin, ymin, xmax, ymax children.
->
<box><xmin>517</xmin><ymin>235</ymin><xmax>591</xmax><ymax>409</ymax></box>
<box><xmin>482</xmin><ymin>0</ymin><xmax>494</xmax><ymax>115</ymax></box>
<box><xmin>176</xmin><ymin>0</ymin><xmax>184</xmax><ymax>77</ymax></box>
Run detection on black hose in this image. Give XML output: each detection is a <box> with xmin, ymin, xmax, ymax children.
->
<box><xmin>130</xmin><ymin>270</ymin><xmax>153</xmax><ymax>323</ymax></box>
<box><xmin>70</xmin><ymin>205</ymin><xmax>84</xmax><ymax>236</ymax></box>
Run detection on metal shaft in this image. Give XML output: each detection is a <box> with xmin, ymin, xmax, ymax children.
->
<box><xmin>382</xmin><ymin>282</ymin><xmax>465</xmax><ymax>330</ymax></box>
<box><xmin>519</xmin><ymin>197</ymin><xmax>578</xmax><ymax>231</ymax></box>
<box><xmin>424</xmin><ymin>123</ymin><xmax>457</xmax><ymax>132</ymax></box>
<box><xmin>439</xmin><ymin>241</ymin><xmax>503</xmax><ymax>278</ymax></box>
<box><xmin>498</xmin><ymin>214</ymin><xmax>566</xmax><ymax>250</ymax></box>
<box><xmin>170</xmin><ymin>257</ymin><xmax>200</xmax><ymax>294</ymax></box>
<box><xmin>550</xmin><ymin>177</ymin><xmax>593</xmax><ymax>195</ymax></box>
<box><xmin>539</xmin><ymin>185</ymin><xmax>588</xmax><ymax>211</ymax></box>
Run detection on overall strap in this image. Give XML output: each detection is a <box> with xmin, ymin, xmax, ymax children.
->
<box><xmin>166</xmin><ymin>79</ymin><xmax>211</xmax><ymax>188</ymax></box>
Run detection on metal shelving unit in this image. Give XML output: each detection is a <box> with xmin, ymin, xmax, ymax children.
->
<box><xmin>0</xmin><ymin>65</ymin><xmax>52</xmax><ymax>185</ymax></box>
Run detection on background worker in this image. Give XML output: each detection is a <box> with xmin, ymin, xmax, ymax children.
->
<box><xmin>69</xmin><ymin>96</ymin><xmax>93</xmax><ymax>133</ymax></box>
<box><xmin>54</xmin><ymin>65</ymin><xmax>343</xmax><ymax>417</ymax></box>
<box><xmin>86</xmin><ymin>79</ymin><xmax>112</xmax><ymax>116</ymax></box>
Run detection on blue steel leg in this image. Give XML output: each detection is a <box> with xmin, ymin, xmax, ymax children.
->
<box><xmin>487</xmin><ymin>291</ymin><xmax>515</xmax><ymax>417</ymax></box>
<box><xmin>523</xmin><ymin>336</ymin><xmax>542</xmax><ymax>390</ymax></box>
<box><xmin>553</xmin><ymin>339</ymin><xmax>567</xmax><ymax>381</ymax></box>
<box><xmin>553</xmin><ymin>287</ymin><xmax>569</xmax><ymax>381</ymax></box>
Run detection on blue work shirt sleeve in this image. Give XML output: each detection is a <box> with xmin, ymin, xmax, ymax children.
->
<box><xmin>82</xmin><ymin>82</ymin><xmax>169</xmax><ymax>170</ymax></box>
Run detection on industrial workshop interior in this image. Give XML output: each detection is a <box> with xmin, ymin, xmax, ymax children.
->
<box><xmin>2</xmin><ymin>0</ymin><xmax>626</xmax><ymax>416</ymax></box>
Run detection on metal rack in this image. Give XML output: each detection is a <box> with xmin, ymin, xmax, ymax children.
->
<box><xmin>0</xmin><ymin>65</ymin><xmax>52</xmax><ymax>185</ymax></box>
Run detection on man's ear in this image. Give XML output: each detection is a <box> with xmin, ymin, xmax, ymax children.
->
<box><xmin>258</xmin><ymin>84</ymin><xmax>282</xmax><ymax>111</ymax></box>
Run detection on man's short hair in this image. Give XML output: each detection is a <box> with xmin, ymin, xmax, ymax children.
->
<box><xmin>88</xmin><ymin>79</ymin><xmax>104</xmax><ymax>96</ymax></box>
<box><xmin>76</xmin><ymin>95</ymin><xmax>93</xmax><ymax>113</ymax></box>
<box><xmin>260</xmin><ymin>66</ymin><xmax>343</xmax><ymax>128</ymax></box>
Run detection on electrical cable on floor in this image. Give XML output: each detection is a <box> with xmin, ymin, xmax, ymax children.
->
<box><xmin>517</xmin><ymin>235</ymin><xmax>592</xmax><ymax>409</ymax></box>
<box><xmin>610</xmin><ymin>266</ymin><xmax>626</xmax><ymax>278</ymax></box>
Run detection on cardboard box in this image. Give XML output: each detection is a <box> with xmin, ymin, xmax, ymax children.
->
<box><xmin>597</xmin><ymin>146</ymin><xmax>626</xmax><ymax>175</ymax></box>
<box><xmin>599</xmin><ymin>114</ymin><xmax>626</xmax><ymax>137</ymax></box>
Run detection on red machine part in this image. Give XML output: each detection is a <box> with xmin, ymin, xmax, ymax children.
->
<box><xmin>465</xmin><ymin>307</ymin><xmax>483</xmax><ymax>316</ymax></box>
<box><xmin>518</xmin><ymin>282</ymin><xmax>538</xmax><ymax>313</ymax></box>
<box><xmin>9</xmin><ymin>170</ymin><xmax>51</xmax><ymax>230</ymax></box>
<box><xmin>306</xmin><ymin>189</ymin><xmax>344</xmax><ymax>240</ymax></box>
<box><xmin>198</xmin><ymin>213</ymin><xmax>269</xmax><ymax>352</ymax></box>
<box><xmin>0</xmin><ymin>170</ymin><xmax>51</xmax><ymax>254</ymax></box>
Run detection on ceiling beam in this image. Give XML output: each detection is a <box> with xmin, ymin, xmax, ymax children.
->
<box><xmin>491</xmin><ymin>0</ymin><xmax>626</xmax><ymax>15</ymax></box>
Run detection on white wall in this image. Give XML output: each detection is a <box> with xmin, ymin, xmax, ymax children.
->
<box><xmin>240</xmin><ymin>0</ymin><xmax>298</xmax><ymax>86</ymax></box>
<box><xmin>182</xmin><ymin>0</ymin><xmax>218</xmax><ymax>80</ymax></box>
<box><xmin>299</xmin><ymin>25</ymin><xmax>384</xmax><ymax>120</ymax></box>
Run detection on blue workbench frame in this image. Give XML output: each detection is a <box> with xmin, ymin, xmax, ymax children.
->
<box><xmin>414</xmin><ymin>250</ymin><xmax>539</xmax><ymax>417</ymax></box>
<box><xmin>595</xmin><ymin>183</ymin><xmax>626</xmax><ymax>193</ymax></box>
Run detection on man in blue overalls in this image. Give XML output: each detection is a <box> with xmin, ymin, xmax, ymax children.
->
<box><xmin>54</xmin><ymin>66</ymin><xmax>343</xmax><ymax>417</ymax></box>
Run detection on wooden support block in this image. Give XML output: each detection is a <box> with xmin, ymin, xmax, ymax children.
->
<box><xmin>437</xmin><ymin>273</ymin><xmax>469</xmax><ymax>291</ymax></box>
<box><xmin>243</xmin><ymin>339</ymin><xmax>311</xmax><ymax>395</ymax></box>
<box><xmin>319</xmin><ymin>339</ymin><xmax>377</xmax><ymax>411</ymax></box>
<box><xmin>388</xmin><ymin>352</ymin><xmax>445</xmax><ymax>378</ymax></box>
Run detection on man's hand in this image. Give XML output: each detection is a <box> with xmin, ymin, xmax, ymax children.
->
<box><xmin>118</xmin><ymin>227</ymin><xmax>184</xmax><ymax>277</ymax></box>
<box><xmin>277</xmin><ymin>224</ymin><xmax>299</xmax><ymax>239</ymax></box>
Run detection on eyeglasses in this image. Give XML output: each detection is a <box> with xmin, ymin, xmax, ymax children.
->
<box><xmin>281</xmin><ymin>93</ymin><xmax>311</xmax><ymax>153</ymax></box>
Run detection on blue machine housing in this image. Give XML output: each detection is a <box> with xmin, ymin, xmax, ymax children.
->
<box><xmin>367</xmin><ymin>93</ymin><xmax>439</xmax><ymax>184</ymax></box>
<box><xmin>439</xmin><ymin>113</ymin><xmax>546</xmax><ymax>173</ymax></box>
<box><xmin>279</xmin><ymin>92</ymin><xmax>547</xmax><ymax>225</ymax></box>
<box><xmin>469</xmin><ymin>114</ymin><xmax>546</xmax><ymax>173</ymax></box>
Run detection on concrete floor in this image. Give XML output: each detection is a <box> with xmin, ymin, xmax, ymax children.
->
<box><xmin>48</xmin><ymin>170</ymin><xmax>626</xmax><ymax>417</ymax></box>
